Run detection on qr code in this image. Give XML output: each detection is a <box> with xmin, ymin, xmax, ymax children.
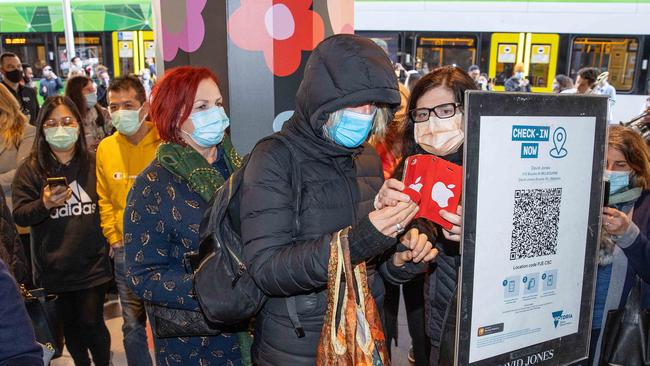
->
<box><xmin>510</xmin><ymin>188</ymin><xmax>562</xmax><ymax>260</ymax></box>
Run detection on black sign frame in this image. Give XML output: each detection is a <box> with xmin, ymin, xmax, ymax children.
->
<box><xmin>456</xmin><ymin>91</ymin><xmax>609</xmax><ymax>366</ymax></box>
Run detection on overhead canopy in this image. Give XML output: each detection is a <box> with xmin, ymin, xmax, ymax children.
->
<box><xmin>0</xmin><ymin>0</ymin><xmax>153</xmax><ymax>33</ymax></box>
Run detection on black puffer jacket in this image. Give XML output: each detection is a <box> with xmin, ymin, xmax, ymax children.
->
<box><xmin>396</xmin><ymin>148</ymin><xmax>463</xmax><ymax>366</ymax></box>
<box><xmin>240</xmin><ymin>34</ymin><xmax>419</xmax><ymax>365</ymax></box>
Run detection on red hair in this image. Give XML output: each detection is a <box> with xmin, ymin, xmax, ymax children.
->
<box><xmin>150</xmin><ymin>66</ymin><xmax>220</xmax><ymax>144</ymax></box>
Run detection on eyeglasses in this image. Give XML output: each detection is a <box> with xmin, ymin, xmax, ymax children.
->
<box><xmin>43</xmin><ymin>116</ymin><xmax>78</xmax><ymax>129</ymax></box>
<box><xmin>409</xmin><ymin>102</ymin><xmax>462</xmax><ymax>123</ymax></box>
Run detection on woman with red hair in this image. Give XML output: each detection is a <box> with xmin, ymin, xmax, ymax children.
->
<box><xmin>124</xmin><ymin>66</ymin><xmax>241</xmax><ymax>365</ymax></box>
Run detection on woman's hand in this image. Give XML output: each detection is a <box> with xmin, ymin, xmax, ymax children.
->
<box><xmin>602</xmin><ymin>207</ymin><xmax>631</xmax><ymax>236</ymax></box>
<box><xmin>375</xmin><ymin>178</ymin><xmax>411</xmax><ymax>209</ymax></box>
<box><xmin>42</xmin><ymin>185</ymin><xmax>71</xmax><ymax>210</ymax></box>
<box><xmin>393</xmin><ymin>228</ymin><xmax>438</xmax><ymax>267</ymax></box>
<box><xmin>440</xmin><ymin>205</ymin><xmax>463</xmax><ymax>242</ymax></box>
<box><xmin>369</xmin><ymin>201</ymin><xmax>419</xmax><ymax>238</ymax></box>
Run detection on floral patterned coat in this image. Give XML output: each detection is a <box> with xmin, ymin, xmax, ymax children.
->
<box><xmin>124</xmin><ymin>156</ymin><xmax>239</xmax><ymax>366</ymax></box>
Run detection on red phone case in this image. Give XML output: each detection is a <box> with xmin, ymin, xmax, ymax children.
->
<box><xmin>402</xmin><ymin>155</ymin><xmax>463</xmax><ymax>230</ymax></box>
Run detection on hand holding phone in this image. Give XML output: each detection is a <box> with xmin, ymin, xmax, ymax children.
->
<box><xmin>43</xmin><ymin>177</ymin><xmax>70</xmax><ymax>209</ymax></box>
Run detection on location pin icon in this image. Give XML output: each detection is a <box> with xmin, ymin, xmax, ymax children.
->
<box><xmin>551</xmin><ymin>127</ymin><xmax>567</xmax><ymax>157</ymax></box>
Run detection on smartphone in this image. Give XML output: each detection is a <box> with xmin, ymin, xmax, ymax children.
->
<box><xmin>46</xmin><ymin>177</ymin><xmax>68</xmax><ymax>189</ymax></box>
<box><xmin>402</xmin><ymin>155</ymin><xmax>463</xmax><ymax>230</ymax></box>
<box><xmin>603</xmin><ymin>180</ymin><xmax>610</xmax><ymax>207</ymax></box>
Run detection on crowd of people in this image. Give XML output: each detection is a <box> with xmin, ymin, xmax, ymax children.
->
<box><xmin>0</xmin><ymin>34</ymin><xmax>648</xmax><ymax>366</ymax></box>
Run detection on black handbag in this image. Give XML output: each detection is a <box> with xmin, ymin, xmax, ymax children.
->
<box><xmin>21</xmin><ymin>285</ymin><xmax>62</xmax><ymax>359</ymax></box>
<box><xmin>600</xmin><ymin>277</ymin><xmax>650</xmax><ymax>366</ymax></box>
<box><xmin>147</xmin><ymin>303</ymin><xmax>221</xmax><ymax>339</ymax></box>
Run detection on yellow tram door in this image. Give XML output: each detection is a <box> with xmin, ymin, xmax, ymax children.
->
<box><xmin>112</xmin><ymin>31</ymin><xmax>155</xmax><ymax>76</ymax></box>
<box><xmin>526</xmin><ymin>33</ymin><xmax>559</xmax><ymax>93</ymax></box>
<box><xmin>489</xmin><ymin>33</ymin><xmax>559</xmax><ymax>93</ymax></box>
<box><xmin>140</xmin><ymin>31</ymin><xmax>156</xmax><ymax>73</ymax></box>
<box><xmin>489</xmin><ymin>33</ymin><xmax>522</xmax><ymax>91</ymax></box>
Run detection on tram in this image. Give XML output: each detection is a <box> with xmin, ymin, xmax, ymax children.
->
<box><xmin>355</xmin><ymin>0</ymin><xmax>650</xmax><ymax>122</ymax></box>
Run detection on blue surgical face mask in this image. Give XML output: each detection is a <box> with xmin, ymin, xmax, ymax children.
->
<box><xmin>45</xmin><ymin>126</ymin><xmax>79</xmax><ymax>151</ymax></box>
<box><xmin>327</xmin><ymin>109</ymin><xmax>376</xmax><ymax>148</ymax></box>
<box><xmin>184</xmin><ymin>106</ymin><xmax>230</xmax><ymax>147</ymax></box>
<box><xmin>515</xmin><ymin>72</ymin><xmax>524</xmax><ymax>79</ymax></box>
<box><xmin>111</xmin><ymin>107</ymin><xmax>143</xmax><ymax>136</ymax></box>
<box><xmin>606</xmin><ymin>170</ymin><xmax>631</xmax><ymax>194</ymax></box>
<box><xmin>85</xmin><ymin>92</ymin><xmax>97</xmax><ymax>108</ymax></box>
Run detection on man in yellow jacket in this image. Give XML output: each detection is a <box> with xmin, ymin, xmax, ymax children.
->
<box><xmin>96</xmin><ymin>75</ymin><xmax>160</xmax><ymax>366</ymax></box>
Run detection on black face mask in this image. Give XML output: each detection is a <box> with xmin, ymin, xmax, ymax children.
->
<box><xmin>4</xmin><ymin>69</ymin><xmax>24</xmax><ymax>83</ymax></box>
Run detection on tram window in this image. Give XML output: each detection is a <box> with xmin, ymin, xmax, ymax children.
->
<box><xmin>2</xmin><ymin>34</ymin><xmax>49</xmax><ymax>76</ymax></box>
<box><xmin>58</xmin><ymin>35</ymin><xmax>104</xmax><ymax>77</ymax></box>
<box><xmin>494</xmin><ymin>43</ymin><xmax>517</xmax><ymax>86</ymax></box>
<box><xmin>529</xmin><ymin>44</ymin><xmax>552</xmax><ymax>87</ymax></box>
<box><xmin>571</xmin><ymin>37</ymin><xmax>638</xmax><ymax>92</ymax></box>
<box><xmin>415</xmin><ymin>37</ymin><xmax>476</xmax><ymax>74</ymax></box>
<box><xmin>357</xmin><ymin>31</ymin><xmax>400</xmax><ymax>64</ymax></box>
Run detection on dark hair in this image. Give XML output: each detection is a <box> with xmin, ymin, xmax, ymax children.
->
<box><xmin>71</xmin><ymin>56</ymin><xmax>81</xmax><ymax>63</ymax></box>
<box><xmin>468</xmin><ymin>65</ymin><xmax>480</xmax><ymax>73</ymax></box>
<box><xmin>30</xmin><ymin>96</ymin><xmax>89</xmax><ymax>177</ymax></box>
<box><xmin>395</xmin><ymin>66</ymin><xmax>477</xmax><ymax>177</ymax></box>
<box><xmin>21</xmin><ymin>63</ymin><xmax>32</xmax><ymax>70</ymax></box>
<box><xmin>554</xmin><ymin>74</ymin><xmax>574</xmax><ymax>92</ymax></box>
<box><xmin>578</xmin><ymin>67</ymin><xmax>597</xmax><ymax>87</ymax></box>
<box><xmin>65</xmin><ymin>75</ymin><xmax>91</xmax><ymax>115</ymax></box>
<box><xmin>65</xmin><ymin>75</ymin><xmax>105</xmax><ymax>129</ymax></box>
<box><xmin>108</xmin><ymin>75</ymin><xmax>146</xmax><ymax>105</ymax></box>
<box><xmin>0</xmin><ymin>52</ymin><xmax>18</xmax><ymax>66</ymax></box>
<box><xmin>608</xmin><ymin>125</ymin><xmax>650</xmax><ymax>190</ymax></box>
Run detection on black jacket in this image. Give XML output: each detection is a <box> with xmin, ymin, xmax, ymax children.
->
<box><xmin>394</xmin><ymin>148</ymin><xmax>463</xmax><ymax>366</ymax></box>
<box><xmin>240</xmin><ymin>34</ymin><xmax>417</xmax><ymax>365</ymax></box>
<box><xmin>1</xmin><ymin>82</ymin><xmax>39</xmax><ymax>126</ymax></box>
<box><xmin>12</xmin><ymin>156</ymin><xmax>112</xmax><ymax>293</ymax></box>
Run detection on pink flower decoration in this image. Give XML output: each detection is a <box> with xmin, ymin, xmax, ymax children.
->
<box><xmin>228</xmin><ymin>0</ymin><xmax>325</xmax><ymax>77</ymax></box>
<box><xmin>161</xmin><ymin>0</ymin><xmax>207</xmax><ymax>62</ymax></box>
<box><xmin>327</xmin><ymin>0</ymin><xmax>354</xmax><ymax>35</ymax></box>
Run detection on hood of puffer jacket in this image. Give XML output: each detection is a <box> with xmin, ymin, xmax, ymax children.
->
<box><xmin>282</xmin><ymin>34</ymin><xmax>401</xmax><ymax>157</ymax></box>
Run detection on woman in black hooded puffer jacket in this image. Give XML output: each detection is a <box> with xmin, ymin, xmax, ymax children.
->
<box><xmin>240</xmin><ymin>34</ymin><xmax>439</xmax><ymax>365</ymax></box>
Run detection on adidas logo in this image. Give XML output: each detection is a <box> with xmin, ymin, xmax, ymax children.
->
<box><xmin>50</xmin><ymin>180</ymin><xmax>97</xmax><ymax>219</ymax></box>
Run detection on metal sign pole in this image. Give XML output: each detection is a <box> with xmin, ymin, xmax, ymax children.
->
<box><xmin>62</xmin><ymin>0</ymin><xmax>75</xmax><ymax>65</ymax></box>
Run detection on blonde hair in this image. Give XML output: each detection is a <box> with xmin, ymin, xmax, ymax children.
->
<box><xmin>322</xmin><ymin>105</ymin><xmax>393</xmax><ymax>141</ymax></box>
<box><xmin>0</xmin><ymin>83</ymin><xmax>27</xmax><ymax>149</ymax></box>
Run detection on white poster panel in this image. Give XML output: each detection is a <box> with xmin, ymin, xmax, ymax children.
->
<box><xmin>468</xmin><ymin>116</ymin><xmax>596</xmax><ymax>363</ymax></box>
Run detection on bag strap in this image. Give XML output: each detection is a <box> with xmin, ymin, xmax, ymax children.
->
<box><xmin>328</xmin><ymin>229</ymin><xmax>348</xmax><ymax>355</ymax></box>
<box><xmin>273</xmin><ymin>134</ymin><xmax>306</xmax><ymax>337</ymax></box>
<box><xmin>271</xmin><ymin>133</ymin><xmax>302</xmax><ymax>239</ymax></box>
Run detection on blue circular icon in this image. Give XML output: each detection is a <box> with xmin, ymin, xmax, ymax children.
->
<box><xmin>523</xmin><ymin>276</ymin><xmax>528</xmax><ymax>283</ymax></box>
<box><xmin>503</xmin><ymin>280</ymin><xmax>508</xmax><ymax>286</ymax></box>
<box><xmin>542</xmin><ymin>273</ymin><xmax>547</xmax><ymax>280</ymax></box>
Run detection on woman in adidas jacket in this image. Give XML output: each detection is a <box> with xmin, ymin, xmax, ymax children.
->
<box><xmin>12</xmin><ymin>96</ymin><xmax>112</xmax><ymax>366</ymax></box>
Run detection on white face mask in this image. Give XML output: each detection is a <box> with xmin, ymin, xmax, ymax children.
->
<box><xmin>414</xmin><ymin>113</ymin><xmax>464</xmax><ymax>156</ymax></box>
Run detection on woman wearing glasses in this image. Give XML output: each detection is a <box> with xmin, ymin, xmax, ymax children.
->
<box><xmin>375</xmin><ymin>66</ymin><xmax>477</xmax><ymax>365</ymax></box>
<box><xmin>12</xmin><ymin>96</ymin><xmax>112</xmax><ymax>366</ymax></box>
